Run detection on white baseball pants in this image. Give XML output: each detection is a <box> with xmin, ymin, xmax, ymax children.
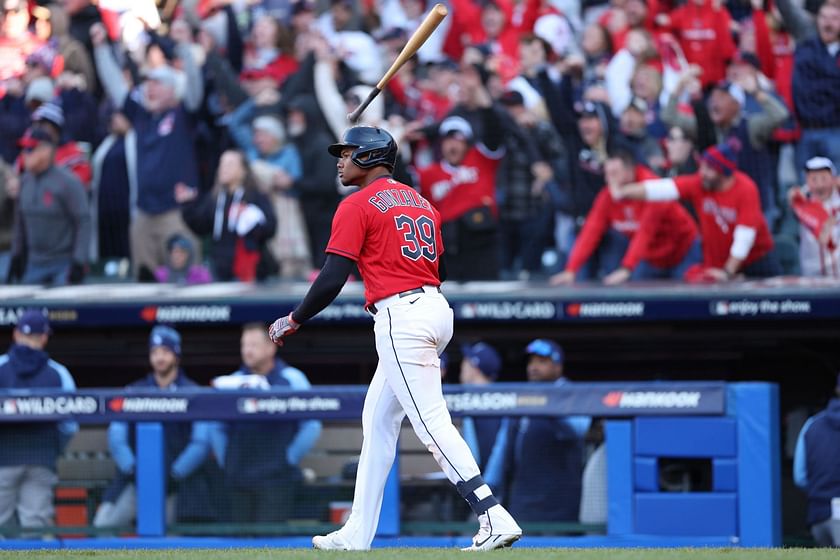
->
<box><xmin>338</xmin><ymin>288</ymin><xmax>481</xmax><ymax>549</ymax></box>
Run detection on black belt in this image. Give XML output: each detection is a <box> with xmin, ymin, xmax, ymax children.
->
<box><xmin>366</xmin><ymin>286</ymin><xmax>441</xmax><ymax>315</ymax></box>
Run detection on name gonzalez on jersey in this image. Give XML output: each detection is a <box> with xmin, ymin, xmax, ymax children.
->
<box><xmin>368</xmin><ymin>180</ymin><xmax>432</xmax><ymax>213</ymax></box>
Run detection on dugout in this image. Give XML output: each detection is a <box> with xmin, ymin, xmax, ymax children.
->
<box><xmin>0</xmin><ymin>382</ymin><xmax>779</xmax><ymax>549</ymax></box>
<box><xmin>1</xmin><ymin>279</ymin><xmax>837</xmax><ymax>545</ymax></box>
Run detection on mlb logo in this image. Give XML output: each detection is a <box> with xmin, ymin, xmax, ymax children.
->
<box><xmin>239</xmin><ymin>398</ymin><xmax>258</xmax><ymax>414</ymax></box>
<box><xmin>2</xmin><ymin>399</ymin><xmax>17</xmax><ymax>414</ymax></box>
<box><xmin>158</xmin><ymin>112</ymin><xmax>175</xmax><ymax>136</ymax></box>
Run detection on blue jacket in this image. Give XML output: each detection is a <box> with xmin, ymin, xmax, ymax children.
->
<box><xmin>124</xmin><ymin>93</ymin><xmax>200</xmax><ymax>215</ymax></box>
<box><xmin>794</xmin><ymin>398</ymin><xmax>840</xmax><ymax>525</ymax></box>
<box><xmin>107</xmin><ymin>372</ymin><xmax>211</xmax><ymax>483</ymax></box>
<box><xmin>211</xmin><ymin>359</ymin><xmax>322</xmax><ymax>486</ymax></box>
<box><xmin>0</xmin><ymin>344</ymin><xmax>78</xmax><ymax>469</ymax></box>
<box><xmin>792</xmin><ymin>37</ymin><xmax>840</xmax><ymax>129</ymax></box>
<box><xmin>506</xmin><ymin>379</ymin><xmax>590</xmax><ymax>522</ymax></box>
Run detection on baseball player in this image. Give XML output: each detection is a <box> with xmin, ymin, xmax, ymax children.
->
<box><xmin>268</xmin><ymin>126</ymin><xmax>522</xmax><ymax>551</ymax></box>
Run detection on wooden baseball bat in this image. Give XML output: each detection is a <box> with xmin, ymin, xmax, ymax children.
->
<box><xmin>347</xmin><ymin>3</ymin><xmax>448</xmax><ymax>124</ymax></box>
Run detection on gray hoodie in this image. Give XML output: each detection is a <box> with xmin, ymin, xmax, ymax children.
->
<box><xmin>14</xmin><ymin>164</ymin><xmax>91</xmax><ymax>265</ymax></box>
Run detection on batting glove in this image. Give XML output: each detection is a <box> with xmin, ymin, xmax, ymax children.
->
<box><xmin>269</xmin><ymin>313</ymin><xmax>300</xmax><ymax>346</ymax></box>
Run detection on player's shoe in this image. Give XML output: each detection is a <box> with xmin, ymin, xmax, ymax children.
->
<box><xmin>312</xmin><ymin>530</ymin><xmax>352</xmax><ymax>550</ymax></box>
<box><xmin>461</xmin><ymin>504</ymin><xmax>522</xmax><ymax>551</ymax></box>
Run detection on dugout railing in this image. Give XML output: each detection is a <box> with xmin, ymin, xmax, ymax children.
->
<box><xmin>0</xmin><ymin>381</ymin><xmax>780</xmax><ymax>549</ymax></box>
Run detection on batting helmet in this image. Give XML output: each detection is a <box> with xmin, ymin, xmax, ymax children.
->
<box><xmin>328</xmin><ymin>126</ymin><xmax>398</xmax><ymax>171</ymax></box>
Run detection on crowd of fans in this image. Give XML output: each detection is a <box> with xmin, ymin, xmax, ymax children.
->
<box><xmin>1</xmin><ymin>0</ymin><xmax>840</xmax><ymax>286</ymax></box>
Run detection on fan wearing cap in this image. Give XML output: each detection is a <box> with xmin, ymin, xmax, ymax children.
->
<box><xmin>25</xmin><ymin>101</ymin><xmax>92</xmax><ymax>188</ymax></box>
<box><xmin>415</xmin><ymin>70</ymin><xmax>506</xmax><ymax>281</ymax></box>
<box><xmin>788</xmin><ymin>157</ymin><xmax>840</xmax><ymax>277</ymax></box>
<box><xmin>0</xmin><ymin>309</ymin><xmax>78</xmax><ymax>530</ymax></box>
<box><xmin>550</xmin><ymin>147</ymin><xmax>700</xmax><ymax>285</ymax></box>
<box><xmin>94</xmin><ymin>325</ymin><xmax>213</xmax><ymax>528</ymax></box>
<box><xmin>459</xmin><ymin>342</ymin><xmax>511</xmax><ymax>494</ymax></box>
<box><xmin>506</xmin><ymin>339</ymin><xmax>590</xmax><ymax>523</ymax></box>
<box><xmin>793</xmin><ymin>371</ymin><xmax>840</xmax><ymax>547</ymax></box>
<box><xmin>613</xmin><ymin>139</ymin><xmax>780</xmax><ymax>280</ymax></box>
<box><xmin>9</xmin><ymin>125</ymin><xmax>90</xmax><ymax>285</ymax></box>
<box><xmin>90</xmin><ymin>21</ymin><xmax>203</xmax><ymax>279</ymax></box>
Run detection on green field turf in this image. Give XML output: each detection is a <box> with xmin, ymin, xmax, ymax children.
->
<box><xmin>0</xmin><ymin>549</ymin><xmax>835</xmax><ymax>560</ymax></box>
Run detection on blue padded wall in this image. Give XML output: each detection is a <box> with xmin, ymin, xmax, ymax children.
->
<box><xmin>635</xmin><ymin>417</ymin><xmax>737</xmax><ymax>457</ymax></box>
<box><xmin>635</xmin><ymin>494</ymin><xmax>737</xmax><ymax>537</ymax></box>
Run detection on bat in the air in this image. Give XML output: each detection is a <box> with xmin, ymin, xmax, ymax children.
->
<box><xmin>347</xmin><ymin>3</ymin><xmax>448</xmax><ymax>124</ymax></box>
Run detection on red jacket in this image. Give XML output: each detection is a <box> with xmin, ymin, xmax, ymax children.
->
<box><xmin>566</xmin><ymin>167</ymin><xmax>698</xmax><ymax>272</ymax></box>
<box><xmin>667</xmin><ymin>0</ymin><xmax>736</xmax><ymax>87</ymax></box>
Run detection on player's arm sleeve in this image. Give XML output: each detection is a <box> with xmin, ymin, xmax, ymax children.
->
<box><xmin>292</xmin><ymin>254</ymin><xmax>355</xmax><ymax>323</ymax></box>
<box><xmin>283</xmin><ymin>367</ymin><xmax>323</xmax><ymax>465</ymax></box>
<box><xmin>108</xmin><ymin>421</ymin><xmax>135</xmax><ymax>474</ymax></box>
<box><xmin>438</xmin><ymin>253</ymin><xmax>448</xmax><ymax>282</ymax></box>
<box><xmin>171</xmin><ymin>422</ymin><xmax>212</xmax><ymax>480</ymax></box>
<box><xmin>793</xmin><ymin>416</ymin><xmax>815</xmax><ymax>488</ymax></box>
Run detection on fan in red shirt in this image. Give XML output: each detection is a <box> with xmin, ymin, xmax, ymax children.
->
<box><xmin>614</xmin><ymin>139</ymin><xmax>781</xmax><ymax>280</ymax></box>
<box><xmin>550</xmin><ymin>149</ymin><xmax>700</xmax><ymax>286</ymax></box>
<box><xmin>662</xmin><ymin>0</ymin><xmax>737</xmax><ymax>87</ymax></box>
<box><xmin>415</xmin><ymin>111</ymin><xmax>505</xmax><ymax>281</ymax></box>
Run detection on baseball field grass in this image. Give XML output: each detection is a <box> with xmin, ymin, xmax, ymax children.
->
<box><xmin>0</xmin><ymin>549</ymin><xmax>836</xmax><ymax>559</ymax></box>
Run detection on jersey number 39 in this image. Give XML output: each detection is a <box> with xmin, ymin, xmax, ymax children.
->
<box><xmin>395</xmin><ymin>215</ymin><xmax>437</xmax><ymax>262</ymax></box>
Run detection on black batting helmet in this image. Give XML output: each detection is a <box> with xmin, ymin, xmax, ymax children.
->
<box><xmin>328</xmin><ymin>126</ymin><xmax>398</xmax><ymax>171</ymax></box>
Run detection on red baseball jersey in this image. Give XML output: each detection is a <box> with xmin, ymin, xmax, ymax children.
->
<box><xmin>326</xmin><ymin>176</ymin><xmax>443</xmax><ymax>306</ymax></box>
<box><xmin>416</xmin><ymin>145</ymin><xmax>503</xmax><ymax>223</ymax></box>
<box><xmin>674</xmin><ymin>171</ymin><xmax>774</xmax><ymax>267</ymax></box>
<box><xmin>567</xmin><ymin>168</ymin><xmax>698</xmax><ymax>272</ymax></box>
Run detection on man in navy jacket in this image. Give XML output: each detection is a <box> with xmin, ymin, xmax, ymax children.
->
<box><xmin>794</xmin><ymin>373</ymin><xmax>840</xmax><ymax>546</ymax></box>
<box><xmin>93</xmin><ymin>325</ymin><xmax>212</xmax><ymax>527</ymax></box>
<box><xmin>211</xmin><ymin>323</ymin><xmax>321</xmax><ymax>523</ymax></box>
<box><xmin>505</xmin><ymin>339</ymin><xmax>590</xmax><ymax>522</ymax></box>
<box><xmin>0</xmin><ymin>309</ymin><xmax>78</xmax><ymax>530</ymax></box>
<box><xmin>792</xmin><ymin>2</ymin><xmax>840</xmax><ymax>178</ymax></box>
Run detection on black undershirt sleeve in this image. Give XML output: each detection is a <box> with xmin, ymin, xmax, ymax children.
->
<box><xmin>438</xmin><ymin>253</ymin><xmax>448</xmax><ymax>283</ymax></box>
<box><xmin>292</xmin><ymin>254</ymin><xmax>356</xmax><ymax>323</ymax></box>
